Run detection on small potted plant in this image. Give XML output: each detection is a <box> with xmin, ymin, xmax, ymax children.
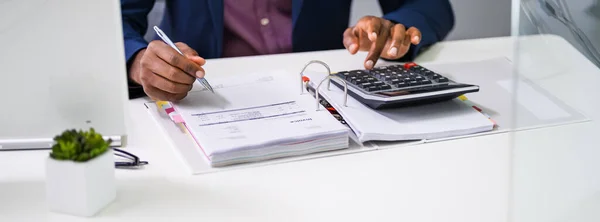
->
<box><xmin>45</xmin><ymin>128</ymin><xmax>116</xmax><ymax>217</ymax></box>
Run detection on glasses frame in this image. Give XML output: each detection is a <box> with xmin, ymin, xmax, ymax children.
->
<box><xmin>113</xmin><ymin>148</ymin><xmax>149</xmax><ymax>168</ymax></box>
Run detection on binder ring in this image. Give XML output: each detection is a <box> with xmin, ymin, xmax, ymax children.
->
<box><xmin>315</xmin><ymin>75</ymin><xmax>348</xmax><ymax>111</ymax></box>
<box><xmin>300</xmin><ymin>60</ymin><xmax>331</xmax><ymax>94</ymax></box>
<box><xmin>298</xmin><ymin>60</ymin><xmax>348</xmax><ymax>111</ymax></box>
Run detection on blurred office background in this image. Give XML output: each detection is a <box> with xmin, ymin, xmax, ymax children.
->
<box><xmin>518</xmin><ymin>0</ymin><xmax>600</xmax><ymax>67</ymax></box>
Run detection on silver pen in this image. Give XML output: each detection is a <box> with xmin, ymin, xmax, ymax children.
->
<box><xmin>153</xmin><ymin>26</ymin><xmax>214</xmax><ymax>93</ymax></box>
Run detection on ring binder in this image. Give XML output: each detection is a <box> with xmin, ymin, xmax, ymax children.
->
<box><xmin>315</xmin><ymin>75</ymin><xmax>348</xmax><ymax>111</ymax></box>
<box><xmin>300</xmin><ymin>60</ymin><xmax>330</xmax><ymax>94</ymax></box>
<box><xmin>299</xmin><ymin>60</ymin><xmax>348</xmax><ymax>111</ymax></box>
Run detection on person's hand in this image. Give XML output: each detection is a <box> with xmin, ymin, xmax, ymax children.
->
<box><xmin>129</xmin><ymin>40</ymin><xmax>205</xmax><ymax>101</ymax></box>
<box><xmin>344</xmin><ymin>16</ymin><xmax>422</xmax><ymax>69</ymax></box>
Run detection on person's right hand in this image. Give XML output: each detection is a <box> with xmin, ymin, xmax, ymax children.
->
<box><xmin>129</xmin><ymin>40</ymin><xmax>206</xmax><ymax>101</ymax></box>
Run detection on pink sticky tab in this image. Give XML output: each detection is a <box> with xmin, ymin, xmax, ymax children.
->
<box><xmin>165</xmin><ymin>107</ymin><xmax>175</xmax><ymax>114</ymax></box>
<box><xmin>172</xmin><ymin>115</ymin><xmax>185</xmax><ymax>123</ymax></box>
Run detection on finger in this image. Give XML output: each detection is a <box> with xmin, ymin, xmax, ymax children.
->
<box><xmin>140</xmin><ymin>69</ymin><xmax>193</xmax><ymax>94</ymax></box>
<box><xmin>406</xmin><ymin>27</ymin><xmax>422</xmax><ymax>45</ymax></box>
<box><xmin>355</xmin><ymin>16</ymin><xmax>381</xmax><ymax>42</ymax></box>
<box><xmin>398</xmin><ymin>28</ymin><xmax>413</xmax><ymax>57</ymax></box>
<box><xmin>175</xmin><ymin>42</ymin><xmax>198</xmax><ymax>56</ymax></box>
<box><xmin>144</xmin><ymin>85</ymin><xmax>188</xmax><ymax>102</ymax></box>
<box><xmin>150</xmin><ymin>40</ymin><xmax>205</xmax><ymax>78</ymax></box>
<box><xmin>175</xmin><ymin>42</ymin><xmax>206</xmax><ymax>66</ymax></box>
<box><xmin>343</xmin><ymin>27</ymin><xmax>359</xmax><ymax>54</ymax></box>
<box><xmin>152</xmin><ymin>74</ymin><xmax>194</xmax><ymax>94</ymax></box>
<box><xmin>386</xmin><ymin>24</ymin><xmax>406</xmax><ymax>58</ymax></box>
<box><xmin>188</xmin><ymin>56</ymin><xmax>206</xmax><ymax>66</ymax></box>
<box><xmin>141</xmin><ymin>54</ymin><xmax>196</xmax><ymax>85</ymax></box>
<box><xmin>364</xmin><ymin>20</ymin><xmax>391</xmax><ymax>69</ymax></box>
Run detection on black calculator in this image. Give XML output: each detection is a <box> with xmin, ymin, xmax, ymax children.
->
<box><xmin>328</xmin><ymin>62</ymin><xmax>479</xmax><ymax>109</ymax></box>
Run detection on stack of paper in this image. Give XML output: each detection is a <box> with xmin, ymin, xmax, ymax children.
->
<box><xmin>303</xmin><ymin>72</ymin><xmax>495</xmax><ymax>143</ymax></box>
<box><xmin>172</xmin><ymin>72</ymin><xmax>349</xmax><ymax>167</ymax></box>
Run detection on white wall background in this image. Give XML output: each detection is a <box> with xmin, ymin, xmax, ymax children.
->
<box><xmin>145</xmin><ymin>0</ymin><xmax>512</xmax><ymax>42</ymax></box>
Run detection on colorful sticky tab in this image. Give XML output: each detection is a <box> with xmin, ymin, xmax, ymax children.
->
<box><xmin>458</xmin><ymin>95</ymin><xmax>468</xmax><ymax>101</ymax></box>
<box><xmin>172</xmin><ymin>114</ymin><xmax>185</xmax><ymax>123</ymax></box>
<box><xmin>155</xmin><ymin>100</ymin><xmax>187</xmax><ymax>127</ymax></box>
<box><xmin>156</xmin><ymin>101</ymin><xmax>169</xmax><ymax>108</ymax></box>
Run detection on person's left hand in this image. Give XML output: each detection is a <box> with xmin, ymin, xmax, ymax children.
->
<box><xmin>344</xmin><ymin>16</ymin><xmax>421</xmax><ymax>69</ymax></box>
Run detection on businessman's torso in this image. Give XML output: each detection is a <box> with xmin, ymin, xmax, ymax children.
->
<box><xmin>154</xmin><ymin>0</ymin><xmax>364</xmax><ymax>58</ymax></box>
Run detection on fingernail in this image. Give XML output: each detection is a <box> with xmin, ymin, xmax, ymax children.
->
<box><xmin>196</xmin><ymin>70</ymin><xmax>204</xmax><ymax>78</ymax></box>
<box><xmin>349</xmin><ymin>44</ymin><xmax>357</xmax><ymax>52</ymax></box>
<box><xmin>370</xmin><ymin>32</ymin><xmax>377</xmax><ymax>41</ymax></box>
<box><xmin>365</xmin><ymin>60</ymin><xmax>374</xmax><ymax>69</ymax></box>
<box><xmin>413</xmin><ymin>36</ymin><xmax>420</xmax><ymax>43</ymax></box>
<box><xmin>389</xmin><ymin>47</ymin><xmax>398</xmax><ymax>56</ymax></box>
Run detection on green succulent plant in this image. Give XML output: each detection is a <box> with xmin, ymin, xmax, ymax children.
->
<box><xmin>49</xmin><ymin>128</ymin><xmax>112</xmax><ymax>162</ymax></box>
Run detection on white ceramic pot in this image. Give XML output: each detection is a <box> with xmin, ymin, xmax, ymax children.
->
<box><xmin>45</xmin><ymin>149</ymin><xmax>116</xmax><ymax>217</ymax></box>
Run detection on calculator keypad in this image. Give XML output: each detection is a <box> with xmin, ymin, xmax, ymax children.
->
<box><xmin>335</xmin><ymin>64</ymin><xmax>451</xmax><ymax>94</ymax></box>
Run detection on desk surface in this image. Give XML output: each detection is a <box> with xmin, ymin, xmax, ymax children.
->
<box><xmin>2</xmin><ymin>34</ymin><xmax>600</xmax><ymax>222</ymax></box>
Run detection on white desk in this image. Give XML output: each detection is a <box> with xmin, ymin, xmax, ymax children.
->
<box><xmin>1</xmin><ymin>34</ymin><xmax>599</xmax><ymax>222</ymax></box>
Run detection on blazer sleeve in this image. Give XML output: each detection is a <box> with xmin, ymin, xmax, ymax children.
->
<box><xmin>120</xmin><ymin>0</ymin><xmax>156</xmax><ymax>98</ymax></box>
<box><xmin>379</xmin><ymin>0</ymin><xmax>455</xmax><ymax>61</ymax></box>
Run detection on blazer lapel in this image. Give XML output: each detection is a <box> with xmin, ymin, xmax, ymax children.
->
<box><xmin>292</xmin><ymin>0</ymin><xmax>304</xmax><ymax>29</ymax></box>
<box><xmin>207</xmin><ymin>0</ymin><xmax>224</xmax><ymax>57</ymax></box>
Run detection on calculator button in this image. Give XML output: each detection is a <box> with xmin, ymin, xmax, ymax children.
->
<box><xmin>437</xmin><ymin>77</ymin><xmax>449</xmax><ymax>83</ymax></box>
<box><xmin>381</xmin><ymin>75</ymin><xmax>393</xmax><ymax>81</ymax></box>
<box><xmin>390</xmin><ymin>79</ymin><xmax>401</xmax><ymax>84</ymax></box>
<box><xmin>409</xmin><ymin>81</ymin><xmax>419</xmax><ymax>86</ymax></box>
<box><xmin>367</xmin><ymin>86</ymin><xmax>379</xmax><ymax>91</ymax></box>
<box><xmin>396</xmin><ymin>82</ymin><xmax>408</xmax><ymax>88</ymax></box>
<box><xmin>415</xmin><ymin>76</ymin><xmax>425</xmax><ymax>81</ymax></box>
<box><xmin>353</xmin><ymin>79</ymin><xmax>364</xmax><ymax>84</ymax></box>
<box><xmin>379</xmin><ymin>85</ymin><xmax>392</xmax><ymax>90</ymax></box>
<box><xmin>404</xmin><ymin>62</ymin><xmax>417</xmax><ymax>69</ymax></box>
<box><xmin>372</xmin><ymin>81</ymin><xmax>385</xmax><ymax>86</ymax></box>
<box><xmin>420</xmin><ymin>80</ymin><xmax>432</xmax><ymax>85</ymax></box>
<box><xmin>366</xmin><ymin>77</ymin><xmax>377</xmax><ymax>82</ymax></box>
<box><xmin>432</xmin><ymin>74</ymin><xmax>441</xmax><ymax>80</ymax></box>
<box><xmin>360</xmin><ymin>82</ymin><xmax>373</xmax><ymax>88</ymax></box>
<box><xmin>424</xmin><ymin>70</ymin><xmax>434</xmax><ymax>76</ymax></box>
<box><xmin>386</xmin><ymin>65</ymin><xmax>398</xmax><ymax>71</ymax></box>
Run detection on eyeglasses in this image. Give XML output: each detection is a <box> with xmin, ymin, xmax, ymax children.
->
<box><xmin>113</xmin><ymin>148</ymin><xmax>149</xmax><ymax>168</ymax></box>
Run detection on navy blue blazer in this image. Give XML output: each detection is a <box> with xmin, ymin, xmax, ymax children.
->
<box><xmin>121</xmin><ymin>0</ymin><xmax>454</xmax><ymax>97</ymax></box>
<box><xmin>122</xmin><ymin>0</ymin><xmax>455</xmax><ymax>63</ymax></box>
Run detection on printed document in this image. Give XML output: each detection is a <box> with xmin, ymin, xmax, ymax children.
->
<box><xmin>172</xmin><ymin>71</ymin><xmax>349</xmax><ymax>166</ymax></box>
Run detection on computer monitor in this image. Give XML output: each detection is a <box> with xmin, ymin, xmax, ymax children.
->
<box><xmin>0</xmin><ymin>0</ymin><xmax>129</xmax><ymax>150</ymax></box>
